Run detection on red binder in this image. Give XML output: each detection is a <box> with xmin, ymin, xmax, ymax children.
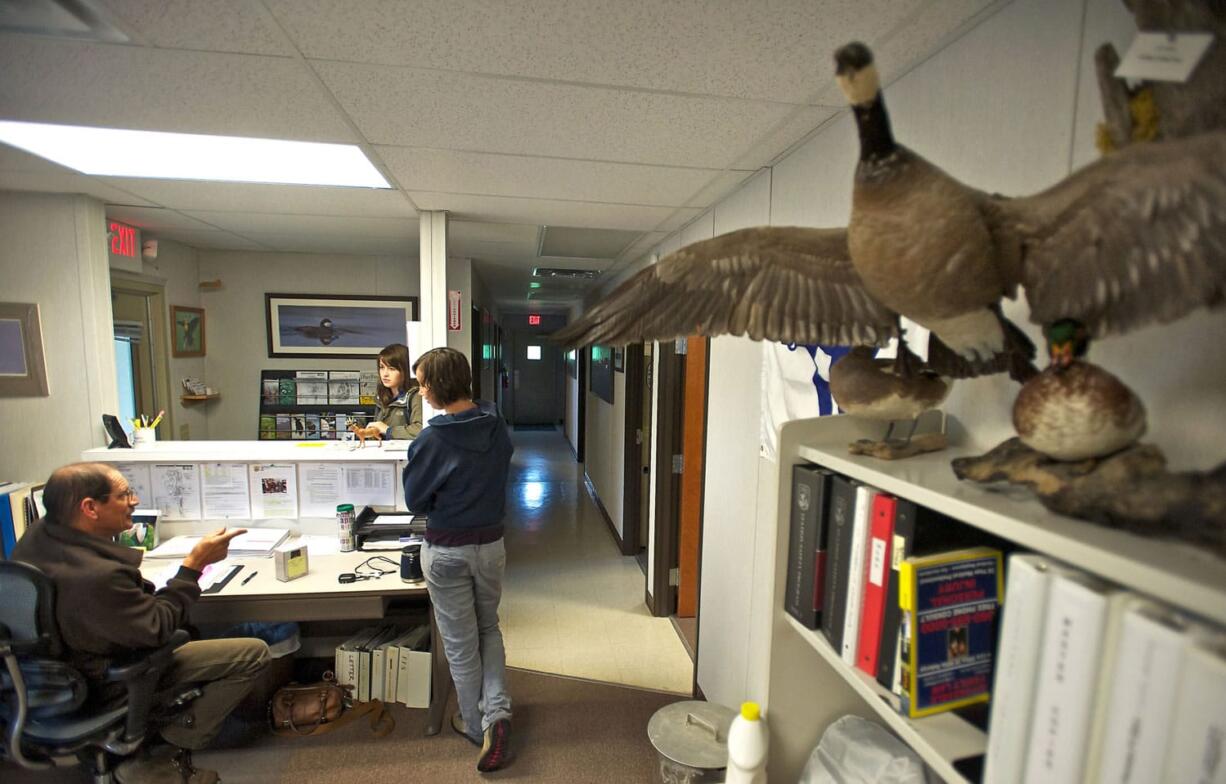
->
<box><xmin>856</xmin><ymin>492</ymin><xmax>897</xmax><ymax>676</ymax></box>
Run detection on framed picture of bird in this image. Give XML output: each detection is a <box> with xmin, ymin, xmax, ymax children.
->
<box><xmin>264</xmin><ymin>293</ymin><xmax>419</xmax><ymax>359</ymax></box>
<box><xmin>171</xmin><ymin>305</ymin><xmax>205</xmax><ymax>358</ymax></box>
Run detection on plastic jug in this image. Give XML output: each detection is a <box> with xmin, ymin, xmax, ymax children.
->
<box><xmin>726</xmin><ymin>701</ymin><xmax>768</xmax><ymax>783</ymax></box>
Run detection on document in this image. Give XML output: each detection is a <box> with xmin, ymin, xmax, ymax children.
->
<box><xmin>343</xmin><ymin>462</ymin><xmax>396</xmax><ymax>507</ymax></box>
<box><xmin>298</xmin><ymin>462</ymin><xmax>344</xmax><ymax>517</ymax></box>
<box><xmin>329</xmin><ymin>371</ymin><xmax>360</xmax><ymax>405</ymax></box>
<box><xmin>201</xmin><ymin>463</ymin><xmax>252</xmax><ymax>519</ymax></box>
<box><xmin>150</xmin><ymin>464</ymin><xmax>202</xmax><ymax>521</ymax></box>
<box><xmin>249</xmin><ymin>463</ymin><xmax>298</xmax><ymax>519</ymax></box>
<box><xmin>114</xmin><ymin>463</ymin><xmax>152</xmax><ymax>504</ymax></box>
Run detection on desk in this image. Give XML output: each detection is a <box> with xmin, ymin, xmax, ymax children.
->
<box><xmin>143</xmin><ymin>550</ymin><xmax>449</xmax><ymax>736</ymax></box>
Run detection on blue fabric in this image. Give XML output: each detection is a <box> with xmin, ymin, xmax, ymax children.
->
<box><xmin>402</xmin><ymin>401</ymin><xmax>513</xmax><ymax>533</ymax></box>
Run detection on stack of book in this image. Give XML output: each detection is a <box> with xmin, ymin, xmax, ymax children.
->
<box><xmin>335</xmin><ymin>624</ymin><xmax>431</xmax><ymax>707</ymax></box>
<box><xmin>1</xmin><ymin>480</ymin><xmax>45</xmax><ymax>558</ymax></box>
<box><xmin>984</xmin><ymin>553</ymin><xmax>1226</xmax><ymax>784</ymax></box>
<box><xmin>784</xmin><ymin>466</ymin><xmax>1002</xmax><ymax>717</ymax></box>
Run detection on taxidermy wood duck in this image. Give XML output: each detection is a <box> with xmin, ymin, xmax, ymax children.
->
<box><xmin>829</xmin><ymin>345</ymin><xmax>951</xmax><ymax>444</ymax></box>
<box><xmin>555</xmin><ymin>42</ymin><xmax>1226</xmax><ymax>386</ymax></box>
<box><xmin>1012</xmin><ymin>319</ymin><xmax>1146</xmax><ymax>461</ymax></box>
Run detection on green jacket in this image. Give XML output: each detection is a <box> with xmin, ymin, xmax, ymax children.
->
<box><xmin>376</xmin><ymin>387</ymin><xmax>423</xmax><ymax>439</ymax></box>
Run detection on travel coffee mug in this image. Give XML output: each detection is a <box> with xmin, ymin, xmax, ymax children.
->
<box><xmin>401</xmin><ymin>544</ymin><xmax>423</xmax><ymax>583</ymax></box>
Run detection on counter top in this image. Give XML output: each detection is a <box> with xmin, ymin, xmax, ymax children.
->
<box><xmin>82</xmin><ymin>440</ymin><xmax>411</xmax><ymax>463</ymax></box>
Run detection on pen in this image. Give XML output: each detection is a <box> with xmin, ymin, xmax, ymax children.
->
<box><xmin>241</xmin><ymin>571</ymin><xmax>257</xmax><ymax>585</ymax></box>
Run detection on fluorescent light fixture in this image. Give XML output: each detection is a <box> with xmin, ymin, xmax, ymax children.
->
<box><xmin>0</xmin><ymin>121</ymin><xmax>391</xmax><ymax>188</ymax></box>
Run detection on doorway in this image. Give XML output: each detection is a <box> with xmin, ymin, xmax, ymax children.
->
<box><xmin>110</xmin><ymin>277</ymin><xmax>173</xmax><ymax>441</ymax></box>
<box><xmin>509</xmin><ymin>330</ymin><xmax>562</xmax><ymax>426</ymax></box>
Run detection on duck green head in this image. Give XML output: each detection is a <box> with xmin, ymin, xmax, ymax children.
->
<box><xmin>1043</xmin><ymin>319</ymin><xmax>1089</xmax><ymax>369</ymax></box>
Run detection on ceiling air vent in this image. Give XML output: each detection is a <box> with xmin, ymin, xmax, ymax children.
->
<box><xmin>0</xmin><ymin>0</ymin><xmax>129</xmax><ymax>42</ymax></box>
<box><xmin>532</xmin><ymin>267</ymin><xmax>600</xmax><ymax>280</ymax></box>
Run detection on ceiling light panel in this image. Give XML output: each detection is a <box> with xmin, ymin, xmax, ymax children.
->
<box><xmin>0</xmin><ymin>121</ymin><xmax>391</xmax><ymax>188</ymax></box>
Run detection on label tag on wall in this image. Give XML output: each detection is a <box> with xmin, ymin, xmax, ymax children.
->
<box><xmin>1116</xmin><ymin>32</ymin><xmax>1213</xmax><ymax>83</ymax></box>
<box><xmin>447</xmin><ymin>290</ymin><xmax>462</xmax><ymax>331</ymax></box>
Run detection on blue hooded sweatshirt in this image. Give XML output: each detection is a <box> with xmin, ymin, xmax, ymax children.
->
<box><xmin>402</xmin><ymin>400</ymin><xmax>513</xmax><ymax>545</ymax></box>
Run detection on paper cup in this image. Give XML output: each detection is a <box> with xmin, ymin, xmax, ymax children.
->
<box><xmin>133</xmin><ymin>428</ymin><xmax>157</xmax><ymax>449</ymax></box>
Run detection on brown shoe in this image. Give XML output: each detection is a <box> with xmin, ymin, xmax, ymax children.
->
<box><xmin>451</xmin><ymin>712</ymin><xmax>481</xmax><ymax>747</ymax></box>
<box><xmin>116</xmin><ymin>748</ymin><xmax>219</xmax><ymax>784</ymax></box>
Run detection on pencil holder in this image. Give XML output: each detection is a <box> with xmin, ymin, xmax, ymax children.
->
<box><xmin>133</xmin><ymin>428</ymin><xmax>157</xmax><ymax>449</ymax></box>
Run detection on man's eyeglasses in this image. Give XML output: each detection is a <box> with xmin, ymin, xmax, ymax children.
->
<box><xmin>95</xmin><ymin>489</ymin><xmax>138</xmax><ymax>502</ymax></box>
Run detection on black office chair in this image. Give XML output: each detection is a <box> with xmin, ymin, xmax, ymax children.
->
<box><xmin>0</xmin><ymin>561</ymin><xmax>198</xmax><ymax>782</ymax></box>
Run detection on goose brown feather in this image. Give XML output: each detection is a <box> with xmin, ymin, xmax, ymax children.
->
<box><xmin>552</xmin><ymin>226</ymin><xmax>899</xmax><ymax>348</ymax></box>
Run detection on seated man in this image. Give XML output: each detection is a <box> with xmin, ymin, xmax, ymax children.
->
<box><xmin>13</xmin><ymin>462</ymin><xmax>270</xmax><ymax>784</ymax></box>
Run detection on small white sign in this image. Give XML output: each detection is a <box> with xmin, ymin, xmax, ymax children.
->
<box><xmin>1115</xmin><ymin>32</ymin><xmax>1214</xmax><ymax>83</ymax></box>
<box><xmin>447</xmin><ymin>289</ymin><xmax>462</xmax><ymax>331</ymax></box>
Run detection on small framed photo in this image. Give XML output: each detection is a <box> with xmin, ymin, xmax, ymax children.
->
<box><xmin>265</xmin><ymin>293</ymin><xmax>419</xmax><ymax>359</ymax></box>
<box><xmin>0</xmin><ymin>302</ymin><xmax>49</xmax><ymax>397</ymax></box>
<box><xmin>171</xmin><ymin>305</ymin><xmax>206</xmax><ymax>357</ymax></box>
<box><xmin>613</xmin><ymin>346</ymin><xmax>625</xmax><ymax>373</ymax></box>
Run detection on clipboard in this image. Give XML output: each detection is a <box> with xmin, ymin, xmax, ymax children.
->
<box><xmin>202</xmin><ymin>564</ymin><xmax>243</xmax><ymax>595</ymax></box>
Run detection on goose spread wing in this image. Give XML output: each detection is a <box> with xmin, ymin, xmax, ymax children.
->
<box><xmin>552</xmin><ymin>226</ymin><xmax>899</xmax><ymax>348</ymax></box>
<box><xmin>993</xmin><ymin>131</ymin><xmax>1226</xmax><ymax>337</ymax></box>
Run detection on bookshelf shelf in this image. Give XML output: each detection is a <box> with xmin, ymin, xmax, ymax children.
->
<box><xmin>763</xmin><ymin>411</ymin><xmax>1226</xmax><ymax>782</ymax></box>
<box><xmin>181</xmin><ymin>393</ymin><xmax>219</xmax><ymax>402</ymax></box>
<box><xmin>794</xmin><ymin>439</ymin><xmax>1226</xmax><ymax>627</ymax></box>
<box><xmin>783</xmin><ymin>615</ymin><xmax>984</xmax><ymax>784</ymax></box>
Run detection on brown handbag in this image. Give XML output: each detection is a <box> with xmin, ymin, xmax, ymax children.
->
<box><xmin>268</xmin><ymin>672</ymin><xmax>394</xmax><ymax>738</ymax></box>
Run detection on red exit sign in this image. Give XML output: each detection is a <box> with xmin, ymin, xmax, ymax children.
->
<box><xmin>528</xmin><ymin>314</ymin><xmax>541</xmax><ymax>326</ymax></box>
<box><xmin>109</xmin><ymin>221</ymin><xmax>138</xmax><ymax>258</ymax></box>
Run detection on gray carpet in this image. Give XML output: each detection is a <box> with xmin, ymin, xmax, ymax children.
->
<box><xmin>4</xmin><ymin>668</ymin><xmax>686</xmax><ymax>783</ymax></box>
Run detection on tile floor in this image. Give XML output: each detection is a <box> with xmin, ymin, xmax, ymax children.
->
<box><xmin>499</xmin><ymin>429</ymin><xmax>695</xmax><ymax>694</ymax></box>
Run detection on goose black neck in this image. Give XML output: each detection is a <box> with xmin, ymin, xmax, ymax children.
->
<box><xmin>853</xmin><ymin>92</ymin><xmax>896</xmax><ymax>162</ymax></box>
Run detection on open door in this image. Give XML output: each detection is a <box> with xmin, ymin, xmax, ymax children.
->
<box><xmin>676</xmin><ymin>336</ymin><xmax>709</xmax><ymax>618</ymax></box>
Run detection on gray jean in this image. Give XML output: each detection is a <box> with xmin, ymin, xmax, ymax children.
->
<box><xmin>423</xmin><ymin>539</ymin><xmax>512</xmax><ymax>738</ymax></box>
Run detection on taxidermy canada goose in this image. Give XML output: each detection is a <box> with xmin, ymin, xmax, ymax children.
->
<box><xmin>1013</xmin><ymin>319</ymin><xmax>1146</xmax><ymax>461</ymax></box>
<box><xmin>555</xmin><ymin>42</ymin><xmax>1226</xmax><ymax>384</ymax></box>
<box><xmin>829</xmin><ymin>345</ymin><xmax>951</xmax><ymax>443</ymax></box>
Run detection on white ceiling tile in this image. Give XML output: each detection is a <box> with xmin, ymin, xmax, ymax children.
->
<box><xmin>0</xmin><ymin>170</ymin><xmax>156</xmax><ymax>205</ymax></box>
<box><xmin>729</xmin><ymin>106</ymin><xmax>840</xmax><ymax>169</ymax></box>
<box><xmin>270</xmin><ymin>0</ymin><xmax>922</xmax><ymax>104</ymax></box>
<box><xmin>684</xmin><ymin>170</ymin><xmax>759</xmax><ymax>209</ymax></box>
<box><xmin>376</xmin><ymin>146</ymin><xmax>741</xmax><ymax>207</ymax></box>
<box><xmin>449</xmin><ymin>239</ymin><xmax>539</xmax><ymax>261</ymax></box>
<box><xmin>0</xmin><ymin>143</ymin><xmax>78</xmax><ymax>174</ymax></box>
<box><xmin>316</xmin><ymin>61</ymin><xmax>800</xmax><ymax>168</ymax></box>
<box><xmin>150</xmin><ymin>228</ymin><xmax>269</xmax><ymax>251</ymax></box>
<box><xmin>98</xmin><ymin>178</ymin><xmax>415</xmax><ymax>217</ymax></box>
<box><xmin>655</xmin><ymin>208</ymin><xmax>705</xmax><ymax>234</ymax></box>
<box><xmin>407</xmin><ymin>192</ymin><xmax>695</xmax><ymax>232</ymax></box>
<box><xmin>450</xmin><ymin>220</ymin><xmax>540</xmax><ymax>245</ymax></box>
<box><xmin>102</xmin><ymin>0</ymin><xmax>296</xmax><ymax>56</ymax></box>
<box><xmin>106</xmin><ymin>205</ymin><xmax>215</xmax><ymax>231</ymax></box>
<box><xmin>252</xmin><ymin>233</ymin><xmax>416</xmax><ymax>256</ymax></box>
<box><xmin>0</xmin><ymin>37</ymin><xmax>356</xmax><ymax>141</ymax></box>
<box><xmin>183</xmin><ymin>211</ymin><xmax>417</xmax><ymax>239</ymax></box>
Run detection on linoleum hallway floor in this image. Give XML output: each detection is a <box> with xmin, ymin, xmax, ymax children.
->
<box><xmin>499</xmin><ymin>429</ymin><xmax>695</xmax><ymax>694</ymax></box>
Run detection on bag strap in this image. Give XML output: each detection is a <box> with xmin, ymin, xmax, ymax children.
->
<box><xmin>272</xmin><ymin>699</ymin><xmax>396</xmax><ymax>739</ymax></box>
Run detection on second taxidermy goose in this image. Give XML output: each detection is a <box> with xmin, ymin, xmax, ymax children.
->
<box><xmin>829</xmin><ymin>345</ymin><xmax>951</xmax><ymax>443</ymax></box>
<box><xmin>555</xmin><ymin>42</ymin><xmax>1226</xmax><ymax>386</ymax></box>
<box><xmin>1012</xmin><ymin>320</ymin><xmax>1146</xmax><ymax>461</ymax></box>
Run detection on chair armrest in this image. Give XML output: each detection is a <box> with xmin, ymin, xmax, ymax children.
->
<box><xmin>102</xmin><ymin>630</ymin><xmax>190</xmax><ymax>683</ymax></box>
<box><xmin>101</xmin><ymin>630</ymin><xmax>190</xmax><ymax>742</ymax></box>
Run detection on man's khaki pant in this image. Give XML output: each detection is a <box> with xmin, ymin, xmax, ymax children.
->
<box><xmin>157</xmin><ymin>638</ymin><xmax>270</xmax><ymax>749</ymax></box>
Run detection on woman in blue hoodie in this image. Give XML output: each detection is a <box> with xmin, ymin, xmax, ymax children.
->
<box><xmin>404</xmin><ymin>347</ymin><xmax>514</xmax><ymax>772</ymax></box>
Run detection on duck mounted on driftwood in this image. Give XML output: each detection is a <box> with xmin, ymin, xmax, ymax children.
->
<box><xmin>829</xmin><ymin>346</ymin><xmax>952</xmax><ymax>459</ymax></box>
<box><xmin>555</xmin><ymin>43</ymin><xmax>1226</xmax><ymax>385</ymax></box>
<box><xmin>1013</xmin><ymin>320</ymin><xmax>1146</xmax><ymax>461</ymax></box>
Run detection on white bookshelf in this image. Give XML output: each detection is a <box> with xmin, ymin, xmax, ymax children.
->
<box><xmin>762</xmin><ymin>411</ymin><xmax>1226</xmax><ymax>782</ymax></box>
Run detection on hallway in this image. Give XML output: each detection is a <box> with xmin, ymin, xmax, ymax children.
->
<box><xmin>500</xmin><ymin>429</ymin><xmax>695</xmax><ymax>694</ymax></box>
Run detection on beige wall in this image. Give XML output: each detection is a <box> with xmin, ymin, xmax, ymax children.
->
<box><xmin>196</xmin><ymin>250</ymin><xmax>418</xmax><ymax>440</ymax></box>
<box><xmin>0</xmin><ymin>191</ymin><xmax>116</xmax><ymax>482</ymax></box>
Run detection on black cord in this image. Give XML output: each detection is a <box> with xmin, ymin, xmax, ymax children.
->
<box><xmin>354</xmin><ymin>555</ymin><xmax>398</xmax><ymax>579</ymax></box>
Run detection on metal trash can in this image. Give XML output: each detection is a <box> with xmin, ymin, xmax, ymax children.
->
<box><xmin>648</xmin><ymin>700</ymin><xmax>735</xmax><ymax>783</ymax></box>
